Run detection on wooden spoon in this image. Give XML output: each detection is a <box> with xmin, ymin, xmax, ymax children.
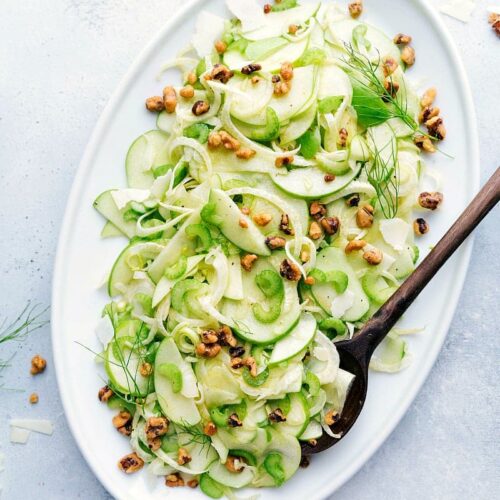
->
<box><xmin>302</xmin><ymin>167</ymin><xmax>500</xmax><ymax>456</ymax></box>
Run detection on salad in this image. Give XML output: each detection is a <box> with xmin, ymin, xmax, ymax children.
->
<box><xmin>93</xmin><ymin>0</ymin><xmax>445</xmax><ymax>496</ymax></box>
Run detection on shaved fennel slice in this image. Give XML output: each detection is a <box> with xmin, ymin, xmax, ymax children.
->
<box><xmin>307</xmin><ymin>330</ymin><xmax>340</xmax><ymax>385</ymax></box>
<box><xmin>370</xmin><ymin>332</ymin><xmax>412</xmax><ymax>373</ymax></box>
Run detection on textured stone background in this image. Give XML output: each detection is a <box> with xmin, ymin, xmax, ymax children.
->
<box><xmin>0</xmin><ymin>1</ymin><xmax>498</xmax><ymax>499</ymax></box>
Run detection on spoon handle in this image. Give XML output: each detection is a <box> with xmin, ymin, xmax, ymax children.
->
<box><xmin>358</xmin><ymin>166</ymin><xmax>500</xmax><ymax>360</ymax></box>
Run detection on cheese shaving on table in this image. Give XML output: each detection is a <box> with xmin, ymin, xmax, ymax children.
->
<box><xmin>437</xmin><ymin>0</ymin><xmax>477</xmax><ymax>23</ymax></box>
<box><xmin>9</xmin><ymin>419</ymin><xmax>54</xmax><ymax>435</ymax></box>
<box><xmin>10</xmin><ymin>427</ymin><xmax>31</xmax><ymax>444</ymax></box>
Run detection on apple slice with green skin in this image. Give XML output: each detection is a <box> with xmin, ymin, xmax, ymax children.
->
<box><xmin>271</xmin><ymin>162</ymin><xmax>362</xmax><ymax>200</ymax></box>
<box><xmin>104</xmin><ymin>320</ymin><xmax>152</xmax><ymax>396</ymax></box>
<box><xmin>93</xmin><ymin>190</ymin><xmax>137</xmax><ymax>239</ymax></box>
<box><xmin>269</xmin><ymin>313</ymin><xmax>317</xmax><ymax>366</ymax></box>
<box><xmin>272</xmin><ymin>392</ymin><xmax>310</xmax><ymax>437</ymax></box>
<box><xmin>209</xmin><ymin>189</ymin><xmax>271</xmax><ymax>256</ymax></box>
<box><xmin>125</xmin><ymin>130</ymin><xmax>170</xmax><ymax>188</ymax></box>
<box><xmin>154</xmin><ymin>338</ymin><xmax>201</xmax><ymax>426</ymax></box>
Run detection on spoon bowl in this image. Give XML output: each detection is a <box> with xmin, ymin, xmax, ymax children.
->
<box><xmin>302</xmin><ymin>167</ymin><xmax>500</xmax><ymax>457</ymax></box>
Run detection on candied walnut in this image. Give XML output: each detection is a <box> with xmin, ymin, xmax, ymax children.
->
<box><xmin>308</xmin><ymin>221</ymin><xmax>322</xmax><ymax>240</ymax></box>
<box><xmin>421</xmin><ymin>87</ymin><xmax>437</xmax><ymax>108</ymax></box>
<box><xmin>145</xmin><ymin>96</ymin><xmax>165</xmax><ymax>112</ymax></box>
<box><xmin>146</xmin><ymin>417</ymin><xmax>169</xmax><ymax>440</ymax></box>
<box><xmin>214</xmin><ymin>40</ymin><xmax>227</xmax><ymax>54</ymax></box>
<box><xmin>30</xmin><ymin>355</ymin><xmax>46</xmax><ymax>375</ymax></box>
<box><xmin>243</xmin><ymin>356</ymin><xmax>257</xmax><ymax>377</ymax></box>
<box><xmin>98</xmin><ymin>385</ymin><xmax>114</xmax><ymax>402</ymax></box>
<box><xmin>324</xmin><ymin>409</ymin><xmax>340</xmax><ymax>426</ymax></box>
<box><xmin>345</xmin><ymin>239</ymin><xmax>367</xmax><ymax>254</ymax></box>
<box><xmin>251</xmin><ymin>76</ymin><xmax>261</xmax><ymax>84</ymax></box>
<box><xmin>308</xmin><ymin>438</ymin><xmax>318</xmax><ymax>447</ymax></box>
<box><xmin>218</xmin><ymin>325</ymin><xmax>237</xmax><ymax>347</ymax></box>
<box><xmin>300</xmin><ymin>249</ymin><xmax>310</xmax><ymax>263</ymax></box>
<box><xmin>192</xmin><ymin>100</ymin><xmax>210</xmax><ymax>116</ymax></box>
<box><xmin>356</xmin><ymin>204</ymin><xmax>374</xmax><ymax>228</ymax></box>
<box><xmin>211</xmin><ymin>63</ymin><xmax>234</xmax><ymax>84</ymax></box>
<box><xmin>179</xmin><ymin>85</ymin><xmax>195</xmax><ymax>99</ymax></box>
<box><xmin>324</xmin><ymin>174</ymin><xmax>336</xmax><ymax>183</ymax></box>
<box><xmin>419</xmin><ymin>105</ymin><xmax>440</xmax><ymax>124</ymax></box>
<box><xmin>425</xmin><ymin>116</ymin><xmax>446</xmax><ymax>141</ymax></box>
<box><xmin>279</xmin><ymin>213</ymin><xmax>294</xmax><ymax>235</ymax></box>
<box><xmin>148</xmin><ymin>437</ymin><xmax>161</xmax><ymax>451</ymax></box>
<box><xmin>393</xmin><ymin>33</ymin><xmax>412</xmax><ymax>45</ymax></box>
<box><xmin>226</xmin><ymin>456</ymin><xmax>245</xmax><ymax>473</ymax></box>
<box><xmin>274</xmin><ymin>80</ymin><xmax>291</xmax><ymax>96</ymax></box>
<box><xmin>304</xmin><ymin>276</ymin><xmax>315</xmax><ymax>286</ymax></box>
<box><xmin>321</xmin><ymin>216</ymin><xmax>340</xmax><ymax>235</ymax></box>
<box><xmin>346</xmin><ymin>194</ymin><xmax>360</xmax><ymax>207</ymax></box>
<box><xmin>166</xmin><ymin>473</ymin><xmax>184</xmax><ymax>487</ymax></box>
<box><xmin>241</xmin><ymin>63</ymin><xmax>262</xmax><ymax>75</ymax></box>
<box><xmin>177</xmin><ymin>447</ymin><xmax>192</xmax><ymax>465</ymax></box>
<box><xmin>241</xmin><ymin>253</ymin><xmax>258</xmax><ymax>271</ymax></box>
<box><xmin>119</xmin><ymin>453</ymin><xmax>144</xmax><ymax>474</ymax></box>
<box><xmin>230</xmin><ymin>357</ymin><xmax>244</xmax><ymax>369</ymax></box>
<box><xmin>275</xmin><ymin>155</ymin><xmax>294</xmax><ymax>167</ymax></box>
<box><xmin>163</xmin><ymin>86</ymin><xmax>177</xmax><ymax>113</ymax></box>
<box><xmin>201</xmin><ymin>330</ymin><xmax>219</xmax><ymax>344</ymax></box>
<box><xmin>363</xmin><ymin>248</ymin><xmax>383</xmax><ymax>266</ymax></box>
<box><xmin>219</xmin><ymin>130</ymin><xmax>240</xmax><ymax>150</ymax></box>
<box><xmin>264</xmin><ymin>3</ymin><xmax>272</xmax><ymax>14</ymax></box>
<box><xmin>413</xmin><ymin>218</ymin><xmax>429</xmax><ymax>236</ymax></box>
<box><xmin>382</xmin><ymin>56</ymin><xmax>398</xmax><ymax>77</ymax></box>
<box><xmin>268</xmin><ymin>408</ymin><xmax>287</xmax><ymax>423</ymax></box>
<box><xmin>204</xmin><ymin>421</ymin><xmax>217</xmax><ymax>436</ymax></box>
<box><xmin>309</xmin><ymin>201</ymin><xmax>327</xmax><ymax>219</ymax></box>
<box><xmin>229</xmin><ymin>345</ymin><xmax>245</xmax><ymax>358</ymax></box>
<box><xmin>207</xmin><ymin>131</ymin><xmax>222</xmax><ymax>148</ymax></box>
<box><xmin>253</xmin><ymin>213</ymin><xmax>272</xmax><ymax>226</ymax></box>
<box><xmin>139</xmin><ymin>362</ymin><xmax>153</xmax><ymax>377</ymax></box>
<box><xmin>196</xmin><ymin>342</ymin><xmax>222</xmax><ymax>358</ymax></box>
<box><xmin>265</xmin><ymin>236</ymin><xmax>286</xmax><ymax>250</ymax></box>
<box><xmin>348</xmin><ymin>0</ymin><xmax>363</xmax><ymax>18</ymax></box>
<box><xmin>187</xmin><ymin>479</ymin><xmax>199</xmax><ymax>488</ymax></box>
<box><xmin>492</xmin><ymin>18</ymin><xmax>500</xmax><ymax>36</ymax></box>
<box><xmin>401</xmin><ymin>46</ymin><xmax>416</xmax><ymax>66</ymax></box>
<box><xmin>29</xmin><ymin>393</ymin><xmax>39</xmax><ymax>404</ymax></box>
<box><xmin>418</xmin><ymin>191</ymin><xmax>443</xmax><ymax>210</ymax></box>
<box><xmin>280</xmin><ymin>259</ymin><xmax>302</xmax><ymax>282</ymax></box>
<box><xmin>338</xmin><ymin>127</ymin><xmax>348</xmax><ymax>148</ymax></box>
<box><xmin>241</xmin><ymin>206</ymin><xmax>250</xmax><ymax>215</ymax></box>
<box><xmin>186</xmin><ymin>72</ymin><xmax>197</xmax><ymax>85</ymax></box>
<box><xmin>414</xmin><ymin>134</ymin><xmax>436</xmax><ymax>153</ymax></box>
<box><xmin>289</xmin><ymin>24</ymin><xmax>299</xmax><ymax>35</ymax></box>
<box><xmin>236</xmin><ymin>147</ymin><xmax>256</xmax><ymax>160</ymax></box>
<box><xmin>300</xmin><ymin>455</ymin><xmax>311</xmax><ymax>468</ymax></box>
<box><xmin>383</xmin><ymin>79</ymin><xmax>400</xmax><ymax>98</ymax></box>
<box><xmin>239</xmin><ymin>218</ymin><xmax>249</xmax><ymax>228</ymax></box>
<box><xmin>227</xmin><ymin>412</ymin><xmax>243</xmax><ymax>427</ymax></box>
<box><xmin>280</xmin><ymin>62</ymin><xmax>294</xmax><ymax>82</ymax></box>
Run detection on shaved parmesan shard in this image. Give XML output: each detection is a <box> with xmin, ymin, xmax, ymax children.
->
<box><xmin>331</xmin><ymin>290</ymin><xmax>355</xmax><ymax>318</ymax></box>
<box><xmin>379</xmin><ymin>218</ymin><xmax>410</xmax><ymax>252</ymax></box>
<box><xmin>10</xmin><ymin>427</ymin><xmax>31</xmax><ymax>444</ymax></box>
<box><xmin>438</xmin><ymin>0</ymin><xmax>476</xmax><ymax>23</ymax></box>
<box><xmin>192</xmin><ymin>11</ymin><xmax>226</xmax><ymax>57</ymax></box>
<box><xmin>111</xmin><ymin>188</ymin><xmax>149</xmax><ymax>210</ymax></box>
<box><xmin>95</xmin><ymin>315</ymin><xmax>114</xmax><ymax>347</ymax></box>
<box><xmin>9</xmin><ymin>419</ymin><xmax>54</xmax><ymax>435</ymax></box>
<box><xmin>226</xmin><ymin>0</ymin><xmax>266</xmax><ymax>31</ymax></box>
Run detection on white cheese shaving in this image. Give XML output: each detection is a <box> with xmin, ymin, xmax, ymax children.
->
<box><xmin>95</xmin><ymin>315</ymin><xmax>115</xmax><ymax>347</ymax></box>
<box><xmin>330</xmin><ymin>290</ymin><xmax>355</xmax><ymax>318</ymax></box>
<box><xmin>226</xmin><ymin>0</ymin><xmax>266</xmax><ymax>31</ymax></box>
<box><xmin>192</xmin><ymin>11</ymin><xmax>226</xmax><ymax>57</ymax></box>
<box><xmin>9</xmin><ymin>419</ymin><xmax>54</xmax><ymax>435</ymax></box>
<box><xmin>111</xmin><ymin>188</ymin><xmax>149</xmax><ymax>210</ymax></box>
<box><xmin>10</xmin><ymin>427</ymin><xmax>31</xmax><ymax>444</ymax></box>
<box><xmin>379</xmin><ymin>218</ymin><xmax>410</xmax><ymax>252</ymax></box>
<box><xmin>438</xmin><ymin>0</ymin><xmax>476</xmax><ymax>23</ymax></box>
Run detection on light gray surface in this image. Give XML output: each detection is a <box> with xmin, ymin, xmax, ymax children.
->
<box><xmin>0</xmin><ymin>1</ymin><xmax>498</xmax><ymax>499</ymax></box>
